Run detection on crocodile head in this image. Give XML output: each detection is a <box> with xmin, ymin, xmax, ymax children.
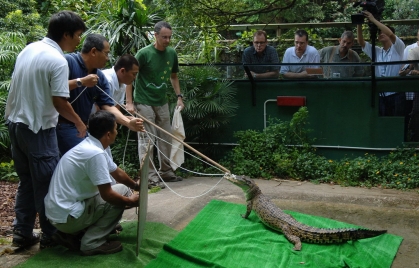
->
<box><xmin>224</xmin><ymin>174</ymin><xmax>256</xmax><ymax>192</ymax></box>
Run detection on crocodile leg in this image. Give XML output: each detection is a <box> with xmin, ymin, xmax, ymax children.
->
<box><xmin>282</xmin><ymin>225</ymin><xmax>302</xmax><ymax>250</ymax></box>
<box><xmin>242</xmin><ymin>200</ymin><xmax>253</xmax><ymax>219</ymax></box>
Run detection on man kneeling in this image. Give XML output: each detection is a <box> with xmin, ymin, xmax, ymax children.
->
<box><xmin>45</xmin><ymin>110</ymin><xmax>140</xmax><ymax>256</ymax></box>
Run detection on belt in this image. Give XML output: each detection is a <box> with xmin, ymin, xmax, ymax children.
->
<box><xmin>58</xmin><ymin>117</ymin><xmax>87</xmax><ymax>125</ymax></box>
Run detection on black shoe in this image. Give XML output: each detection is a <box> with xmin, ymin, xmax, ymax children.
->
<box><xmin>40</xmin><ymin>233</ymin><xmax>59</xmax><ymax>249</ymax></box>
<box><xmin>110</xmin><ymin>224</ymin><xmax>123</xmax><ymax>235</ymax></box>
<box><xmin>162</xmin><ymin>176</ymin><xmax>183</xmax><ymax>182</ymax></box>
<box><xmin>148</xmin><ymin>180</ymin><xmax>165</xmax><ymax>189</ymax></box>
<box><xmin>53</xmin><ymin>230</ymin><xmax>81</xmax><ymax>251</ymax></box>
<box><xmin>12</xmin><ymin>230</ymin><xmax>40</xmax><ymax>248</ymax></box>
<box><xmin>81</xmin><ymin>241</ymin><xmax>122</xmax><ymax>256</ymax></box>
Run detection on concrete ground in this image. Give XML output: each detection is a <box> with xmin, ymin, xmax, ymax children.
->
<box><xmin>1</xmin><ymin>177</ymin><xmax>419</xmax><ymax>268</ymax></box>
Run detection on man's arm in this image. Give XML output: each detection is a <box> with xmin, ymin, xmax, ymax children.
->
<box><xmin>97</xmin><ymin>183</ymin><xmax>139</xmax><ymax>207</ymax></box>
<box><xmin>363</xmin><ymin>11</ymin><xmax>396</xmax><ymax>44</ymax></box>
<box><xmin>101</xmin><ymin>104</ymin><xmax>144</xmax><ymax>132</ymax></box>
<box><xmin>283</xmin><ymin>71</ymin><xmax>311</xmax><ymax>79</ymax></box>
<box><xmin>126</xmin><ymin>84</ymin><xmax>135</xmax><ymax>114</ymax></box>
<box><xmin>110</xmin><ymin>167</ymin><xmax>139</xmax><ymax>190</ymax></box>
<box><xmin>170</xmin><ymin>73</ymin><xmax>185</xmax><ymax>110</ymax></box>
<box><xmin>68</xmin><ymin>74</ymin><xmax>99</xmax><ymax>90</ymax></box>
<box><xmin>250</xmin><ymin>70</ymin><xmax>279</xmax><ymax>79</ymax></box>
<box><xmin>357</xmin><ymin>25</ymin><xmax>366</xmax><ymax>48</ymax></box>
<box><xmin>52</xmin><ymin>96</ymin><xmax>87</xmax><ymax>138</ymax></box>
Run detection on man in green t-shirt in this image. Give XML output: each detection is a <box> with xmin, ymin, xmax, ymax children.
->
<box><xmin>126</xmin><ymin>21</ymin><xmax>184</xmax><ymax>189</ymax></box>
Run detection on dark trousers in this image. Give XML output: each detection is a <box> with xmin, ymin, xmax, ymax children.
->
<box><xmin>8</xmin><ymin>122</ymin><xmax>59</xmax><ymax>237</ymax></box>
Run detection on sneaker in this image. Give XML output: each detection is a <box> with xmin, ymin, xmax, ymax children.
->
<box><xmin>148</xmin><ymin>180</ymin><xmax>166</xmax><ymax>189</ymax></box>
<box><xmin>81</xmin><ymin>241</ymin><xmax>122</xmax><ymax>256</ymax></box>
<box><xmin>40</xmin><ymin>233</ymin><xmax>59</xmax><ymax>249</ymax></box>
<box><xmin>12</xmin><ymin>230</ymin><xmax>40</xmax><ymax>248</ymax></box>
<box><xmin>162</xmin><ymin>176</ymin><xmax>183</xmax><ymax>182</ymax></box>
<box><xmin>110</xmin><ymin>224</ymin><xmax>123</xmax><ymax>235</ymax></box>
<box><xmin>53</xmin><ymin>230</ymin><xmax>81</xmax><ymax>251</ymax></box>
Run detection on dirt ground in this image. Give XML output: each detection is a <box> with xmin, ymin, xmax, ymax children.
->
<box><xmin>1</xmin><ymin>178</ymin><xmax>419</xmax><ymax>268</ymax></box>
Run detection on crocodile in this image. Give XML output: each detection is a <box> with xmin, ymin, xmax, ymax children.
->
<box><xmin>224</xmin><ymin>174</ymin><xmax>387</xmax><ymax>250</ymax></box>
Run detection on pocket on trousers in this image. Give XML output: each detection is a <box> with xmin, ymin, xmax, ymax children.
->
<box><xmin>30</xmin><ymin>153</ymin><xmax>60</xmax><ymax>183</ymax></box>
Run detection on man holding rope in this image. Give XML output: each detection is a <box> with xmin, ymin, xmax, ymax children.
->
<box><xmin>126</xmin><ymin>21</ymin><xmax>185</xmax><ymax>189</ymax></box>
<box><xmin>57</xmin><ymin>34</ymin><xmax>144</xmax><ymax>155</ymax></box>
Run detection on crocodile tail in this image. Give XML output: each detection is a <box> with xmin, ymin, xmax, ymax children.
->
<box><xmin>299</xmin><ymin>227</ymin><xmax>387</xmax><ymax>244</ymax></box>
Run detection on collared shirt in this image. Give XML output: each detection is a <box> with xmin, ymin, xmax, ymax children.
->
<box><xmin>280</xmin><ymin>45</ymin><xmax>320</xmax><ymax>74</ymax></box>
<box><xmin>62</xmin><ymin>53</ymin><xmax>114</xmax><ymax>123</ymax></box>
<box><xmin>319</xmin><ymin>46</ymin><xmax>363</xmax><ymax>78</ymax></box>
<box><xmin>45</xmin><ymin>135</ymin><xmax>116</xmax><ymax>223</ymax></box>
<box><xmin>362</xmin><ymin>36</ymin><xmax>405</xmax><ymax>77</ymax></box>
<box><xmin>102</xmin><ymin>67</ymin><xmax>126</xmax><ymax>106</ymax></box>
<box><xmin>5</xmin><ymin>37</ymin><xmax>70</xmax><ymax>133</ymax></box>
<box><xmin>242</xmin><ymin>45</ymin><xmax>280</xmax><ymax>74</ymax></box>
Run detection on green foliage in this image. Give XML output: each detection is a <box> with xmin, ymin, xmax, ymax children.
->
<box><xmin>86</xmin><ymin>0</ymin><xmax>161</xmax><ymax>62</ymax></box>
<box><xmin>0</xmin><ymin>32</ymin><xmax>26</xmax><ymax>83</ymax></box>
<box><xmin>0</xmin><ymin>160</ymin><xmax>18</xmax><ymax>182</ymax></box>
<box><xmin>176</xmin><ymin>65</ymin><xmax>238</xmax><ymax>147</ymax></box>
<box><xmin>36</xmin><ymin>0</ymin><xmax>100</xmax><ymax>22</ymax></box>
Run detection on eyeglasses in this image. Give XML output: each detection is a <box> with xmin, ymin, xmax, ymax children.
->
<box><xmin>98</xmin><ymin>50</ymin><xmax>111</xmax><ymax>57</ymax></box>
<box><xmin>253</xmin><ymin>42</ymin><xmax>267</xmax><ymax>45</ymax></box>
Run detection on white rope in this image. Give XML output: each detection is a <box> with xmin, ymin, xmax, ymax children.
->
<box><xmin>88</xmin><ymin>84</ymin><xmax>229</xmax><ymax>197</ymax></box>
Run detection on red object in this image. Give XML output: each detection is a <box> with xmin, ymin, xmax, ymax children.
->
<box><xmin>276</xmin><ymin>96</ymin><xmax>306</xmax><ymax>107</ymax></box>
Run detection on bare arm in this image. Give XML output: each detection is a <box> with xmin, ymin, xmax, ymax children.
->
<box><xmin>110</xmin><ymin>167</ymin><xmax>139</xmax><ymax>191</ymax></box>
<box><xmin>249</xmin><ymin>70</ymin><xmax>279</xmax><ymax>79</ymax></box>
<box><xmin>101</xmin><ymin>104</ymin><xmax>144</xmax><ymax>132</ymax></box>
<box><xmin>357</xmin><ymin>25</ymin><xmax>365</xmax><ymax>48</ymax></box>
<box><xmin>52</xmin><ymin>96</ymin><xmax>86</xmax><ymax>138</ymax></box>
<box><xmin>97</xmin><ymin>183</ymin><xmax>139</xmax><ymax>207</ymax></box>
<box><xmin>170</xmin><ymin>73</ymin><xmax>184</xmax><ymax>110</ymax></box>
<box><xmin>126</xmin><ymin>84</ymin><xmax>134</xmax><ymax>114</ymax></box>
<box><xmin>68</xmin><ymin>74</ymin><xmax>99</xmax><ymax>90</ymax></box>
<box><xmin>363</xmin><ymin>11</ymin><xmax>396</xmax><ymax>44</ymax></box>
<box><xmin>283</xmin><ymin>71</ymin><xmax>312</xmax><ymax>79</ymax></box>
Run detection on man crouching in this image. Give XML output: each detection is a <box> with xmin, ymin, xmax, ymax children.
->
<box><xmin>45</xmin><ymin>110</ymin><xmax>140</xmax><ymax>256</ymax></box>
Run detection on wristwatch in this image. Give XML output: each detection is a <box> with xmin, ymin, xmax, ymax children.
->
<box><xmin>177</xmin><ymin>94</ymin><xmax>183</xmax><ymax>99</ymax></box>
<box><xmin>76</xmin><ymin>78</ymin><xmax>83</xmax><ymax>88</ymax></box>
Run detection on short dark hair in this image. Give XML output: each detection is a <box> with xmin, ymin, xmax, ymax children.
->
<box><xmin>88</xmin><ymin>110</ymin><xmax>116</xmax><ymax>140</ymax></box>
<box><xmin>253</xmin><ymin>30</ymin><xmax>267</xmax><ymax>41</ymax></box>
<box><xmin>155</xmin><ymin>21</ymin><xmax>172</xmax><ymax>34</ymax></box>
<box><xmin>46</xmin><ymin>11</ymin><xmax>86</xmax><ymax>43</ymax></box>
<box><xmin>81</xmin><ymin>34</ymin><xmax>108</xmax><ymax>54</ymax></box>
<box><xmin>295</xmin><ymin>29</ymin><xmax>309</xmax><ymax>42</ymax></box>
<box><xmin>114</xmin><ymin>54</ymin><xmax>139</xmax><ymax>72</ymax></box>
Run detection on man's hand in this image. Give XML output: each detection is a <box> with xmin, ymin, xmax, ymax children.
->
<box><xmin>128</xmin><ymin>117</ymin><xmax>144</xmax><ymax>132</ymax></box>
<box><xmin>75</xmin><ymin>121</ymin><xmax>87</xmax><ymax>138</ymax></box>
<box><xmin>177</xmin><ymin>98</ymin><xmax>185</xmax><ymax>111</ymax></box>
<box><xmin>127</xmin><ymin>193</ymin><xmax>140</xmax><ymax>207</ymax></box>
<box><xmin>80</xmin><ymin>74</ymin><xmax>99</xmax><ymax>88</ymax></box>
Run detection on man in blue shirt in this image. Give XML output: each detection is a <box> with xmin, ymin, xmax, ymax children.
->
<box><xmin>57</xmin><ymin>34</ymin><xmax>144</xmax><ymax>155</ymax></box>
<box><xmin>242</xmin><ymin>30</ymin><xmax>280</xmax><ymax>79</ymax></box>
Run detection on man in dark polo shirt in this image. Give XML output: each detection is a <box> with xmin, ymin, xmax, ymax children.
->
<box><xmin>57</xmin><ymin>34</ymin><xmax>144</xmax><ymax>155</ymax></box>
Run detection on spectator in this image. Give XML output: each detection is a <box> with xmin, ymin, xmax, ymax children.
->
<box><xmin>357</xmin><ymin>11</ymin><xmax>405</xmax><ymax>116</ymax></box>
<box><xmin>242</xmin><ymin>30</ymin><xmax>280</xmax><ymax>79</ymax></box>
<box><xmin>4</xmin><ymin>11</ymin><xmax>86</xmax><ymax>249</ymax></box>
<box><xmin>126</xmin><ymin>21</ymin><xmax>185</xmax><ymax>189</ymax></box>
<box><xmin>57</xmin><ymin>34</ymin><xmax>144</xmax><ymax>155</ymax></box>
<box><xmin>403</xmin><ymin>29</ymin><xmax>419</xmax><ymax>61</ymax></box>
<box><xmin>280</xmin><ymin>29</ymin><xmax>320</xmax><ymax>79</ymax></box>
<box><xmin>319</xmin><ymin>31</ymin><xmax>363</xmax><ymax>78</ymax></box>
<box><xmin>45</xmin><ymin>110</ymin><xmax>140</xmax><ymax>256</ymax></box>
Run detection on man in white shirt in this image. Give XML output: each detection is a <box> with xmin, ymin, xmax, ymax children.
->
<box><xmin>280</xmin><ymin>29</ymin><xmax>320</xmax><ymax>79</ymax></box>
<box><xmin>357</xmin><ymin>11</ymin><xmax>405</xmax><ymax>116</ymax></box>
<box><xmin>5</xmin><ymin>11</ymin><xmax>86</xmax><ymax>249</ymax></box>
<box><xmin>45</xmin><ymin>110</ymin><xmax>140</xmax><ymax>256</ymax></box>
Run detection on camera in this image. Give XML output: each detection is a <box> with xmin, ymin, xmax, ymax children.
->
<box><xmin>351</xmin><ymin>0</ymin><xmax>385</xmax><ymax>24</ymax></box>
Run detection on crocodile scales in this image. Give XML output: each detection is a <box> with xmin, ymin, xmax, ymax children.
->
<box><xmin>225</xmin><ymin>175</ymin><xmax>386</xmax><ymax>250</ymax></box>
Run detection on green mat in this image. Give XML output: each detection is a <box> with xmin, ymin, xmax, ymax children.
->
<box><xmin>16</xmin><ymin>221</ymin><xmax>178</xmax><ymax>268</ymax></box>
<box><xmin>146</xmin><ymin>200</ymin><xmax>402</xmax><ymax>268</ymax></box>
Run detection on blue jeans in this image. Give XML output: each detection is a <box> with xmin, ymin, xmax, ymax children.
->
<box><xmin>56</xmin><ymin>123</ymin><xmax>85</xmax><ymax>156</ymax></box>
<box><xmin>8</xmin><ymin>122</ymin><xmax>59</xmax><ymax>237</ymax></box>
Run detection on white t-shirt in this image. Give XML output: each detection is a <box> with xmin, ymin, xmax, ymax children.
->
<box><xmin>5</xmin><ymin>37</ymin><xmax>70</xmax><ymax>133</ymax></box>
<box><xmin>403</xmin><ymin>42</ymin><xmax>418</xmax><ymax>60</ymax></box>
<box><xmin>45</xmin><ymin>136</ymin><xmax>117</xmax><ymax>223</ymax></box>
<box><xmin>280</xmin><ymin>45</ymin><xmax>320</xmax><ymax>74</ymax></box>
<box><xmin>102</xmin><ymin>67</ymin><xmax>126</xmax><ymax>106</ymax></box>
